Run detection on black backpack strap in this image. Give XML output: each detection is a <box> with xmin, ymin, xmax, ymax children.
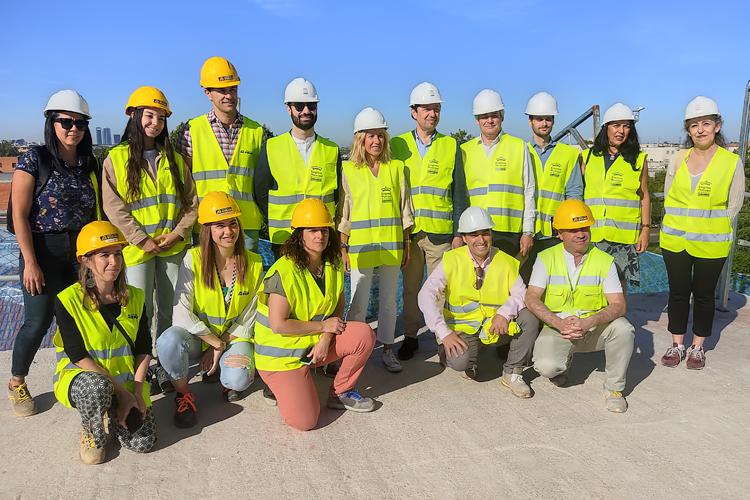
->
<box><xmin>31</xmin><ymin>146</ymin><xmax>55</xmax><ymax>200</ymax></box>
<box><xmin>98</xmin><ymin>304</ymin><xmax>137</xmax><ymax>355</ymax></box>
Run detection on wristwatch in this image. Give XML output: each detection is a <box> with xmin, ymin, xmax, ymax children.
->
<box><xmin>524</xmin><ymin>231</ymin><xmax>534</xmax><ymax>237</ymax></box>
<box><xmin>340</xmin><ymin>243</ymin><xmax>349</xmax><ymax>250</ymax></box>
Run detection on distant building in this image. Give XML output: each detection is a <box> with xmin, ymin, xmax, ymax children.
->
<box><xmin>96</xmin><ymin>127</ymin><xmax>102</xmax><ymax>145</ymax></box>
<box><xmin>103</xmin><ymin>128</ymin><xmax>112</xmax><ymax>145</ymax></box>
<box><xmin>0</xmin><ymin>157</ymin><xmax>19</xmax><ymax>173</ymax></box>
<box><xmin>113</xmin><ymin>134</ymin><xmax>121</xmax><ymax>144</ymax></box>
<box><xmin>641</xmin><ymin>143</ymin><xmax>683</xmax><ymax>175</ymax></box>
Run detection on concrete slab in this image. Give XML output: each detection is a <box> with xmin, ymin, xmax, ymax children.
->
<box><xmin>2</xmin><ymin>291</ymin><xmax>749</xmax><ymax>500</ymax></box>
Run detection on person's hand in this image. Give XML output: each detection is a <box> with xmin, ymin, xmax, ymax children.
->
<box><xmin>115</xmin><ymin>389</ymin><xmax>139</xmax><ymax>429</ymax></box>
<box><xmin>310</xmin><ymin>335</ymin><xmax>332</xmax><ymax>365</ymax></box>
<box><xmin>451</xmin><ymin>236</ymin><xmax>464</xmax><ymax>250</ymax></box>
<box><xmin>23</xmin><ymin>261</ymin><xmax>44</xmax><ymax>296</ymax></box>
<box><xmin>321</xmin><ymin>317</ymin><xmax>346</xmax><ymax>335</ymax></box>
<box><xmin>636</xmin><ymin>227</ymin><xmax>650</xmax><ymax>254</ymax></box>
<box><xmin>520</xmin><ymin>234</ymin><xmax>534</xmax><ymax>258</ymax></box>
<box><xmin>559</xmin><ymin>316</ymin><xmax>584</xmax><ymax>340</ymax></box>
<box><xmin>200</xmin><ymin>347</ymin><xmax>221</xmax><ymax>375</ymax></box>
<box><xmin>140</xmin><ymin>237</ymin><xmax>162</xmax><ymax>255</ymax></box>
<box><xmin>133</xmin><ymin>391</ymin><xmax>147</xmax><ymax>419</ymax></box>
<box><xmin>341</xmin><ymin>248</ymin><xmax>351</xmax><ymax>274</ymax></box>
<box><xmin>490</xmin><ymin>314</ymin><xmax>509</xmax><ymax>336</ymax></box>
<box><xmin>401</xmin><ymin>242</ymin><xmax>411</xmax><ymax>270</ymax></box>
<box><xmin>442</xmin><ymin>332</ymin><xmax>468</xmax><ymax>358</ymax></box>
<box><xmin>155</xmin><ymin>232</ymin><xmax>183</xmax><ymax>252</ymax></box>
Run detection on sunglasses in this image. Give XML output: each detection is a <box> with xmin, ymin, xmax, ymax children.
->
<box><xmin>290</xmin><ymin>102</ymin><xmax>317</xmax><ymax>112</ymax></box>
<box><xmin>473</xmin><ymin>266</ymin><xmax>485</xmax><ymax>290</ymax></box>
<box><xmin>54</xmin><ymin>118</ymin><xmax>89</xmax><ymax>130</ymax></box>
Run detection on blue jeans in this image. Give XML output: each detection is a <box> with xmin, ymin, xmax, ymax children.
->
<box><xmin>190</xmin><ymin>230</ymin><xmax>258</xmax><ymax>253</ymax></box>
<box><xmin>155</xmin><ymin>326</ymin><xmax>255</xmax><ymax>391</ymax></box>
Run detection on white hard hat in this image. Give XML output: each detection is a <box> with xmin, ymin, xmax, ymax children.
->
<box><xmin>525</xmin><ymin>92</ymin><xmax>559</xmax><ymax>116</ymax></box>
<box><xmin>684</xmin><ymin>96</ymin><xmax>721</xmax><ymax>121</ymax></box>
<box><xmin>353</xmin><ymin>107</ymin><xmax>388</xmax><ymax>134</ymax></box>
<box><xmin>472</xmin><ymin>89</ymin><xmax>505</xmax><ymax>115</ymax></box>
<box><xmin>409</xmin><ymin>82</ymin><xmax>444</xmax><ymax>106</ymax></box>
<box><xmin>457</xmin><ymin>206</ymin><xmax>495</xmax><ymax>234</ymax></box>
<box><xmin>284</xmin><ymin>77</ymin><xmax>319</xmax><ymax>103</ymax></box>
<box><xmin>44</xmin><ymin>90</ymin><xmax>91</xmax><ymax>120</ymax></box>
<box><xmin>602</xmin><ymin>103</ymin><xmax>635</xmax><ymax>125</ymax></box>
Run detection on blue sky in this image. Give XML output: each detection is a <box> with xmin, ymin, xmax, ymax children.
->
<box><xmin>3</xmin><ymin>0</ymin><xmax>749</xmax><ymax>146</ymax></box>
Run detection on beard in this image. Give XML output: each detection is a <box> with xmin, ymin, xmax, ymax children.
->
<box><xmin>292</xmin><ymin>112</ymin><xmax>317</xmax><ymax>131</ymax></box>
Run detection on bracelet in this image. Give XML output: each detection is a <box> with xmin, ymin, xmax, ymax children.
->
<box><xmin>340</xmin><ymin>243</ymin><xmax>349</xmax><ymax>249</ymax></box>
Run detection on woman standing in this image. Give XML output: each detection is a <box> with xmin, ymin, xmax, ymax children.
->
<box><xmin>53</xmin><ymin>221</ymin><xmax>155</xmax><ymax>464</ymax></box>
<box><xmin>660</xmin><ymin>97</ymin><xmax>744</xmax><ymax>370</ymax></box>
<box><xmin>255</xmin><ymin>198</ymin><xmax>376</xmax><ymax>431</ymax></box>
<box><xmin>102</xmin><ymin>86</ymin><xmax>198</xmax><ymax>393</ymax></box>
<box><xmin>156</xmin><ymin>192</ymin><xmax>263</xmax><ymax>428</ymax></box>
<box><xmin>338</xmin><ymin>108</ymin><xmax>412</xmax><ymax>373</ymax></box>
<box><xmin>582</xmin><ymin>103</ymin><xmax>651</xmax><ymax>294</ymax></box>
<box><xmin>8</xmin><ymin>90</ymin><xmax>100</xmax><ymax>417</ymax></box>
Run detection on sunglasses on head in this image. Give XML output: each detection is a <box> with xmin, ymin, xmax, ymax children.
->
<box><xmin>290</xmin><ymin>102</ymin><xmax>317</xmax><ymax>112</ymax></box>
<box><xmin>473</xmin><ymin>266</ymin><xmax>485</xmax><ymax>290</ymax></box>
<box><xmin>54</xmin><ymin>118</ymin><xmax>89</xmax><ymax>130</ymax></box>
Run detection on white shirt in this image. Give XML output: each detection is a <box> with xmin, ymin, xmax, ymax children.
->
<box><xmin>292</xmin><ymin>133</ymin><xmax>317</xmax><ymax>166</ymax></box>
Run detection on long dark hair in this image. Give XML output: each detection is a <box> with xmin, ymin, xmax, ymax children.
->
<box><xmin>281</xmin><ymin>227</ymin><xmax>341</xmax><ymax>272</ymax></box>
<box><xmin>592</xmin><ymin>121</ymin><xmax>642</xmax><ymax>170</ymax></box>
<box><xmin>43</xmin><ymin>112</ymin><xmax>94</xmax><ymax>175</ymax></box>
<box><xmin>198</xmin><ymin>218</ymin><xmax>248</xmax><ymax>291</ymax></box>
<box><xmin>121</xmin><ymin>108</ymin><xmax>190</xmax><ymax>209</ymax></box>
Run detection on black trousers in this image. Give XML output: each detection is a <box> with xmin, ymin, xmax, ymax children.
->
<box><xmin>662</xmin><ymin>248</ymin><xmax>726</xmax><ymax>338</ymax></box>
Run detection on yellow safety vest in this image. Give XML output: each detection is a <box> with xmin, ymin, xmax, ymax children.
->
<box><xmin>109</xmin><ymin>143</ymin><xmax>188</xmax><ymax>266</ymax></box>
<box><xmin>52</xmin><ymin>284</ymin><xmax>149</xmax><ymax>408</ymax></box>
<box><xmin>442</xmin><ymin>247</ymin><xmax>520</xmax><ymax>343</ymax></box>
<box><xmin>189</xmin><ymin>115</ymin><xmax>263</xmax><ymax>231</ymax></box>
<box><xmin>254</xmin><ymin>257</ymin><xmax>344</xmax><ymax>371</ymax></box>
<box><xmin>583</xmin><ymin>150</ymin><xmax>646</xmax><ymax>244</ymax></box>
<box><xmin>660</xmin><ymin>146</ymin><xmax>736</xmax><ymax>258</ymax></box>
<box><xmin>462</xmin><ymin>135</ymin><xmax>526</xmax><ymax>233</ymax></box>
<box><xmin>266</xmin><ymin>133</ymin><xmax>339</xmax><ymax>245</ymax></box>
<box><xmin>391</xmin><ymin>131</ymin><xmax>456</xmax><ymax>235</ymax></box>
<box><xmin>343</xmin><ymin>160</ymin><xmax>404</xmax><ymax>269</ymax></box>
<box><xmin>530</xmin><ymin>142</ymin><xmax>580</xmax><ymax>237</ymax></box>
<box><xmin>540</xmin><ymin>243</ymin><xmax>612</xmax><ymax>325</ymax></box>
<box><xmin>189</xmin><ymin>247</ymin><xmax>264</xmax><ymax>341</ymax></box>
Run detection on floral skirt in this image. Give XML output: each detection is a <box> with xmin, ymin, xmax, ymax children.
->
<box><xmin>594</xmin><ymin>240</ymin><xmax>640</xmax><ymax>288</ymax></box>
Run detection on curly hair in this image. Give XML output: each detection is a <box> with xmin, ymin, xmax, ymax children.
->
<box><xmin>280</xmin><ymin>227</ymin><xmax>341</xmax><ymax>272</ymax></box>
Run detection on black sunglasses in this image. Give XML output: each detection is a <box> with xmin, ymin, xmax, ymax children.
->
<box><xmin>290</xmin><ymin>102</ymin><xmax>317</xmax><ymax>112</ymax></box>
<box><xmin>54</xmin><ymin>118</ymin><xmax>89</xmax><ymax>130</ymax></box>
<box><xmin>473</xmin><ymin>266</ymin><xmax>485</xmax><ymax>290</ymax></box>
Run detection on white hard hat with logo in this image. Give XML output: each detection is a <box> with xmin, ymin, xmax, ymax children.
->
<box><xmin>44</xmin><ymin>90</ymin><xmax>92</xmax><ymax>120</ymax></box>
<box><xmin>684</xmin><ymin>96</ymin><xmax>720</xmax><ymax>121</ymax></box>
<box><xmin>457</xmin><ymin>206</ymin><xmax>495</xmax><ymax>234</ymax></box>
<box><xmin>472</xmin><ymin>89</ymin><xmax>505</xmax><ymax>115</ymax></box>
<box><xmin>525</xmin><ymin>92</ymin><xmax>559</xmax><ymax>116</ymax></box>
<box><xmin>354</xmin><ymin>107</ymin><xmax>388</xmax><ymax>134</ymax></box>
<box><xmin>284</xmin><ymin>77</ymin><xmax>319</xmax><ymax>103</ymax></box>
<box><xmin>602</xmin><ymin>103</ymin><xmax>636</xmax><ymax>125</ymax></box>
<box><xmin>409</xmin><ymin>82</ymin><xmax>444</xmax><ymax>106</ymax></box>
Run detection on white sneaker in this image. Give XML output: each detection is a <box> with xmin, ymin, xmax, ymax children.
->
<box><xmin>382</xmin><ymin>348</ymin><xmax>403</xmax><ymax>373</ymax></box>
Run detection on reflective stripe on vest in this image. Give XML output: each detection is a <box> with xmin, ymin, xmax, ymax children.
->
<box><xmin>529</xmin><ymin>142</ymin><xmax>580</xmax><ymax>237</ymax></box>
<box><xmin>189</xmin><ymin>115</ymin><xmax>264</xmax><ymax>231</ymax></box>
<box><xmin>109</xmin><ymin>143</ymin><xmax>188</xmax><ymax>266</ymax></box>
<box><xmin>583</xmin><ymin>150</ymin><xmax>646</xmax><ymax>244</ymax></box>
<box><xmin>462</xmin><ymin>134</ymin><xmax>526</xmax><ymax>233</ymax></box>
<box><xmin>254</xmin><ymin>257</ymin><xmax>344</xmax><ymax>371</ymax></box>
<box><xmin>343</xmin><ymin>160</ymin><xmax>405</xmax><ymax>269</ymax></box>
<box><xmin>266</xmin><ymin>133</ymin><xmax>339</xmax><ymax>245</ymax></box>
<box><xmin>391</xmin><ymin>132</ymin><xmax>456</xmax><ymax>235</ymax></box>
<box><xmin>52</xmin><ymin>284</ymin><xmax>149</xmax><ymax>408</ymax></box>
<box><xmin>539</xmin><ymin>244</ymin><xmax>612</xmax><ymax>324</ymax></box>
<box><xmin>660</xmin><ymin>146</ymin><xmax>736</xmax><ymax>258</ymax></box>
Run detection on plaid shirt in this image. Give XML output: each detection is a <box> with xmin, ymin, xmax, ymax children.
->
<box><xmin>175</xmin><ymin>110</ymin><xmax>245</xmax><ymax>165</ymax></box>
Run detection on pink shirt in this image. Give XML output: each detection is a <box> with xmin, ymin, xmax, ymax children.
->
<box><xmin>418</xmin><ymin>247</ymin><xmax>528</xmax><ymax>340</ymax></box>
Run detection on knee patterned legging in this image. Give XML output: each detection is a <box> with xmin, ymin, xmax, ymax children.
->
<box><xmin>69</xmin><ymin>371</ymin><xmax>157</xmax><ymax>453</ymax></box>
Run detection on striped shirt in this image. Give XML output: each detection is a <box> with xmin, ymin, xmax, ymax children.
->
<box><xmin>175</xmin><ymin>110</ymin><xmax>245</xmax><ymax>165</ymax></box>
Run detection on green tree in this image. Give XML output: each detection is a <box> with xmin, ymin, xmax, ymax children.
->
<box><xmin>169</xmin><ymin>121</ymin><xmax>186</xmax><ymax>149</ymax></box>
<box><xmin>0</xmin><ymin>140</ymin><xmax>20</xmax><ymax>157</ymax></box>
<box><xmin>262</xmin><ymin>123</ymin><xmax>274</xmax><ymax>142</ymax></box>
<box><xmin>451</xmin><ymin>129</ymin><xmax>474</xmax><ymax>145</ymax></box>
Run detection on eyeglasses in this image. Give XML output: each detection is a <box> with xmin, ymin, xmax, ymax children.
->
<box><xmin>53</xmin><ymin>118</ymin><xmax>89</xmax><ymax>130</ymax></box>
<box><xmin>290</xmin><ymin>102</ymin><xmax>317</xmax><ymax>112</ymax></box>
<box><xmin>473</xmin><ymin>266</ymin><xmax>485</xmax><ymax>290</ymax></box>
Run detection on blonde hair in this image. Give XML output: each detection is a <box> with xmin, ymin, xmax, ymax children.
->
<box><xmin>349</xmin><ymin>129</ymin><xmax>392</xmax><ymax>168</ymax></box>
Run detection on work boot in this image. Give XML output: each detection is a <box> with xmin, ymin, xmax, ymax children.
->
<box><xmin>326</xmin><ymin>389</ymin><xmax>374</xmax><ymax>413</ymax></box>
<box><xmin>155</xmin><ymin>365</ymin><xmax>174</xmax><ymax>393</ymax></box>
<box><xmin>661</xmin><ymin>343</ymin><xmax>686</xmax><ymax>368</ymax></box>
<box><xmin>173</xmin><ymin>392</ymin><xmax>197</xmax><ymax>428</ymax></box>
<box><xmin>8</xmin><ymin>381</ymin><xmax>37</xmax><ymax>417</ymax></box>
<box><xmin>603</xmin><ymin>384</ymin><xmax>628</xmax><ymax>413</ymax></box>
<box><xmin>79</xmin><ymin>427</ymin><xmax>105</xmax><ymax>465</ymax></box>
<box><xmin>461</xmin><ymin>363</ymin><xmax>477</xmax><ymax>380</ymax></box>
<box><xmin>550</xmin><ymin>370</ymin><xmax>569</xmax><ymax>387</ymax></box>
<box><xmin>222</xmin><ymin>386</ymin><xmax>242</xmax><ymax>403</ymax></box>
<box><xmin>262</xmin><ymin>385</ymin><xmax>277</xmax><ymax>406</ymax></box>
<box><xmin>398</xmin><ymin>336</ymin><xmax>419</xmax><ymax>360</ymax></box>
<box><xmin>501</xmin><ymin>368</ymin><xmax>532</xmax><ymax>398</ymax></box>
<box><xmin>686</xmin><ymin>345</ymin><xmax>705</xmax><ymax>370</ymax></box>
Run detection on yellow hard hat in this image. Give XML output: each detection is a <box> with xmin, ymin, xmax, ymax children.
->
<box><xmin>198</xmin><ymin>191</ymin><xmax>242</xmax><ymax>225</ymax></box>
<box><xmin>552</xmin><ymin>199</ymin><xmax>595</xmax><ymax>231</ymax></box>
<box><xmin>291</xmin><ymin>198</ymin><xmax>334</xmax><ymax>229</ymax></box>
<box><xmin>125</xmin><ymin>86</ymin><xmax>172</xmax><ymax>117</ymax></box>
<box><xmin>76</xmin><ymin>221</ymin><xmax>128</xmax><ymax>262</ymax></box>
<box><xmin>200</xmin><ymin>57</ymin><xmax>241</xmax><ymax>88</ymax></box>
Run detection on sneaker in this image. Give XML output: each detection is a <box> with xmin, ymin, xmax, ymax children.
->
<box><xmin>262</xmin><ymin>385</ymin><xmax>277</xmax><ymax>406</ymax></box>
<box><xmin>461</xmin><ymin>363</ymin><xmax>477</xmax><ymax>380</ymax></box>
<box><xmin>437</xmin><ymin>344</ymin><xmax>447</xmax><ymax>367</ymax></box>
<box><xmin>155</xmin><ymin>365</ymin><xmax>174</xmax><ymax>393</ymax></box>
<box><xmin>550</xmin><ymin>370</ymin><xmax>569</xmax><ymax>387</ymax></box>
<box><xmin>79</xmin><ymin>427</ymin><xmax>105</xmax><ymax>465</ymax></box>
<box><xmin>603</xmin><ymin>384</ymin><xmax>628</xmax><ymax>413</ymax></box>
<box><xmin>382</xmin><ymin>348</ymin><xmax>403</xmax><ymax>373</ymax></box>
<box><xmin>222</xmin><ymin>386</ymin><xmax>242</xmax><ymax>403</ymax></box>
<box><xmin>321</xmin><ymin>362</ymin><xmax>339</xmax><ymax>378</ymax></box>
<box><xmin>398</xmin><ymin>336</ymin><xmax>419</xmax><ymax>360</ymax></box>
<box><xmin>202</xmin><ymin>367</ymin><xmax>221</xmax><ymax>384</ymax></box>
<box><xmin>686</xmin><ymin>345</ymin><xmax>705</xmax><ymax>370</ymax></box>
<box><xmin>661</xmin><ymin>343</ymin><xmax>686</xmax><ymax>368</ymax></box>
<box><xmin>501</xmin><ymin>368</ymin><xmax>531</xmax><ymax>398</ymax></box>
<box><xmin>8</xmin><ymin>381</ymin><xmax>37</xmax><ymax>417</ymax></box>
<box><xmin>173</xmin><ymin>392</ymin><xmax>197</xmax><ymax>428</ymax></box>
<box><xmin>326</xmin><ymin>389</ymin><xmax>374</xmax><ymax>413</ymax></box>
<box><xmin>148</xmin><ymin>367</ymin><xmax>161</xmax><ymax>396</ymax></box>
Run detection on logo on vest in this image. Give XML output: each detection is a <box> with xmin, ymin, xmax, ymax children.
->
<box><xmin>610</xmin><ymin>171</ymin><xmax>623</xmax><ymax>187</ymax></box>
<box><xmin>427</xmin><ymin>159</ymin><xmax>439</xmax><ymax>175</ymax></box>
<box><xmin>128</xmin><ymin>314</ymin><xmax>138</xmax><ymax>319</ymax></box>
<box><xmin>238</xmin><ymin>291</ymin><xmax>251</xmax><ymax>296</ymax></box>
<box><xmin>381</xmin><ymin>187</ymin><xmax>393</xmax><ymax>204</ymax></box>
<box><xmin>494</xmin><ymin>157</ymin><xmax>507</xmax><ymax>171</ymax></box>
<box><xmin>549</xmin><ymin>163</ymin><xmax>562</xmax><ymax>178</ymax></box>
<box><xmin>310</xmin><ymin>165</ymin><xmax>323</xmax><ymax>182</ymax></box>
<box><xmin>697</xmin><ymin>181</ymin><xmax>712</xmax><ymax>197</ymax></box>
<box><xmin>239</xmin><ymin>150</ymin><xmax>254</xmax><ymax>155</ymax></box>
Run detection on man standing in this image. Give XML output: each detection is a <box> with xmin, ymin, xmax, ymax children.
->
<box><xmin>391</xmin><ymin>82</ymin><xmax>467</xmax><ymax>360</ymax></box>
<box><xmin>255</xmin><ymin>77</ymin><xmax>341</xmax><ymax>255</ymax></box>
<box><xmin>526</xmin><ymin>199</ymin><xmax>635</xmax><ymax>413</ymax></box>
<box><xmin>462</xmin><ymin>89</ymin><xmax>536</xmax><ymax>260</ymax></box>
<box><xmin>418</xmin><ymin>207</ymin><xmax>539</xmax><ymax>396</ymax></box>
<box><xmin>175</xmin><ymin>56</ymin><xmax>265</xmax><ymax>251</ymax></box>
<box><xmin>521</xmin><ymin>92</ymin><xmax>583</xmax><ymax>282</ymax></box>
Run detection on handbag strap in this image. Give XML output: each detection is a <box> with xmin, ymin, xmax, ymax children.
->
<box><xmin>99</xmin><ymin>304</ymin><xmax>136</xmax><ymax>354</ymax></box>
